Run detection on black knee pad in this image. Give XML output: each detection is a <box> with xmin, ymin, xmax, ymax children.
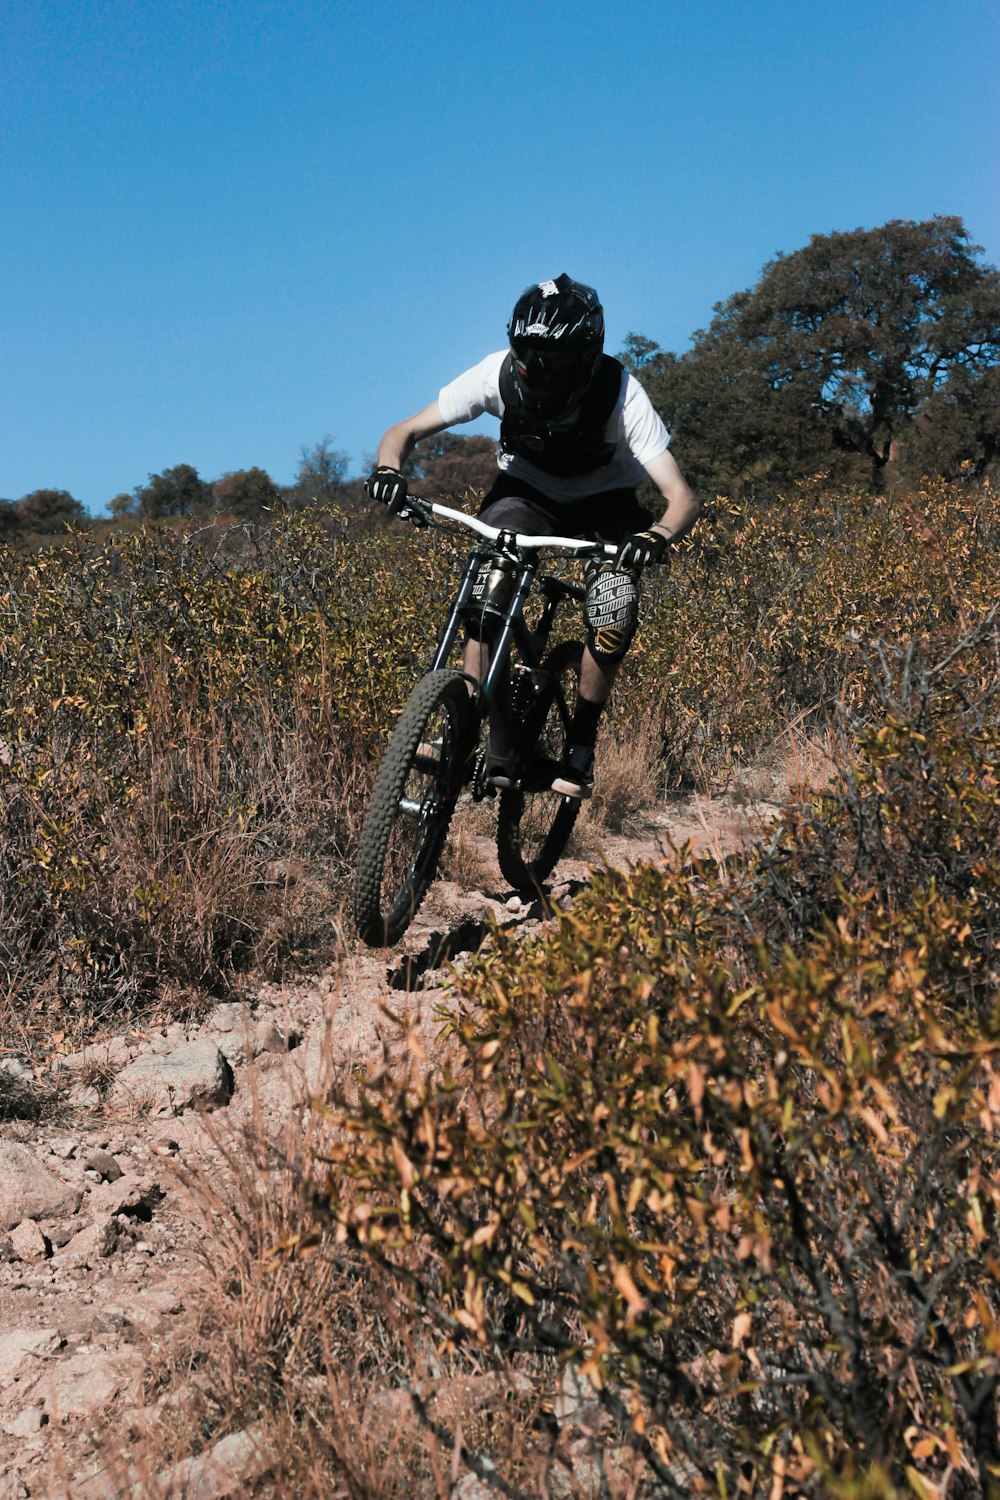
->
<box><xmin>584</xmin><ymin>563</ymin><xmax>639</xmax><ymax>665</ymax></box>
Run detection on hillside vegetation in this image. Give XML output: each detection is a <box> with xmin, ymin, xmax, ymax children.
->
<box><xmin>1</xmin><ymin>478</ymin><xmax>998</xmax><ymax>1495</ymax></box>
<box><xmin>0</xmin><ymin>477</ymin><xmax>995</xmax><ymax>1032</ymax></box>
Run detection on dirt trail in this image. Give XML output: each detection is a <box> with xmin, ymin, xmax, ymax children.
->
<box><xmin>0</xmin><ymin>787</ymin><xmax>780</xmax><ymax>1498</ymax></box>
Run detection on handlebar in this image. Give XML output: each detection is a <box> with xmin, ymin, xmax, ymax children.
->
<box><xmin>401</xmin><ymin>496</ymin><xmax>618</xmax><ymax>559</ymax></box>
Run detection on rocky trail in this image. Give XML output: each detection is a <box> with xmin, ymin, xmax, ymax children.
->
<box><xmin>0</xmin><ymin>786</ymin><xmax>782</xmax><ymax>1499</ymax></box>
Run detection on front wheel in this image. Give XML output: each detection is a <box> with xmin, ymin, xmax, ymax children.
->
<box><xmin>354</xmin><ymin>670</ymin><xmax>473</xmax><ymax>946</ymax></box>
<box><xmin>496</xmin><ymin>641</ymin><xmax>583</xmax><ymax>893</ymax></box>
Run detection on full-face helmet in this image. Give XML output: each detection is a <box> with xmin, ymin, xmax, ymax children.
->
<box><xmin>507</xmin><ymin>273</ymin><xmax>605</xmax><ymax>418</ymax></box>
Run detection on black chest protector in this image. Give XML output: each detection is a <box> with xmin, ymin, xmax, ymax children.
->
<box><xmin>498</xmin><ymin>354</ymin><xmax>625</xmax><ymax>478</ymax></box>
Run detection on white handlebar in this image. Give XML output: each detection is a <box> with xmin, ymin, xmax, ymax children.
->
<box><xmin>425</xmin><ymin>500</ymin><xmax>618</xmax><ymax>558</ymax></box>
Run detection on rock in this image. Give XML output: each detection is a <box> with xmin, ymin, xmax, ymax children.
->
<box><xmin>0</xmin><ymin>1058</ymin><xmax>32</xmax><ymax>1080</ymax></box>
<box><xmin>29</xmin><ymin>1350</ymin><xmax>143</xmax><ymax>1422</ymax></box>
<box><xmin>54</xmin><ymin>1216</ymin><xmax>120</xmax><ymax>1265</ymax></box>
<box><xmin>39</xmin><ymin>1217</ymin><xmax>80</xmax><ymax>1249</ymax></box>
<box><xmin>0</xmin><ymin>1407</ymin><xmax>46</xmax><ymax>1437</ymax></box>
<box><xmin>451</xmin><ymin>1478</ymin><xmax>495</xmax><ymax>1499</ymax></box>
<box><xmin>88</xmin><ymin>1173</ymin><xmax>162</xmax><ymax>1217</ymax></box>
<box><xmin>9</xmin><ymin>1220</ymin><xmax>48</xmax><ymax>1262</ymax></box>
<box><xmin>204</xmin><ymin>1001</ymin><xmax>250</xmax><ymax>1034</ymax></box>
<box><xmin>113</xmin><ymin>1041</ymin><xmax>235</xmax><ymax>1114</ymax></box>
<box><xmin>61</xmin><ymin>1036</ymin><xmax>132</xmax><ymax>1075</ymax></box>
<box><xmin>214</xmin><ymin>1030</ymin><xmax>249</xmax><ymax>1065</ymax></box>
<box><xmin>154</xmin><ymin>1423</ymin><xmax>270</xmax><ymax>1499</ymax></box>
<box><xmin>66</xmin><ymin>1083</ymin><xmax>102</xmax><ymax>1109</ymax></box>
<box><xmin>0</xmin><ymin>1328</ymin><xmax>62</xmax><ymax>1382</ymax></box>
<box><xmin>0</xmin><ymin>1142</ymin><xmax>82</xmax><ymax>1230</ymax></box>
<box><xmin>83</xmin><ymin>1149</ymin><xmax>123</xmax><ymax>1182</ymax></box>
<box><xmin>47</xmin><ymin>1137</ymin><xmax>82</xmax><ymax>1160</ymax></box>
<box><xmin>76</xmin><ymin>1421</ymin><xmax>270</xmax><ymax>1500</ymax></box>
<box><xmin>554</xmin><ymin>1362</ymin><xmax>608</xmax><ymax>1432</ymax></box>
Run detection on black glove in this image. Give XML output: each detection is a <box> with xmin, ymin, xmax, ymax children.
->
<box><xmin>614</xmin><ymin>527</ymin><xmax>671</xmax><ymax>573</ymax></box>
<box><xmin>366</xmin><ymin>465</ymin><xmax>408</xmax><ymax>513</ymax></box>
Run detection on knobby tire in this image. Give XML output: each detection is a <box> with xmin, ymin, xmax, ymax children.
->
<box><xmin>354</xmin><ymin>670</ymin><xmax>472</xmax><ymax>946</ymax></box>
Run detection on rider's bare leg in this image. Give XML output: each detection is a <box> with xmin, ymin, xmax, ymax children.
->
<box><xmin>463</xmin><ymin>637</ymin><xmax>515</xmax><ymax>781</ymax></box>
<box><xmin>579</xmin><ymin>649</ymin><xmax>619</xmax><ymax>704</ymax></box>
<box><xmin>463</xmin><ymin>638</ymin><xmax>487</xmax><ymax>689</ymax></box>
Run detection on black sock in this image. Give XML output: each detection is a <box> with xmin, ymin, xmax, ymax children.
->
<box><xmin>569</xmin><ymin>693</ymin><xmax>604</xmax><ymax>749</ymax></box>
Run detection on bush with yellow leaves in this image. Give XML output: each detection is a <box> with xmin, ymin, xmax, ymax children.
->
<box><xmin>311</xmin><ymin>610</ymin><xmax>999</xmax><ymax>1497</ymax></box>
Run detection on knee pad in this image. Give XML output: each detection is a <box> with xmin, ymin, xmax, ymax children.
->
<box><xmin>584</xmin><ymin>563</ymin><xmax>639</xmax><ymax>665</ymax></box>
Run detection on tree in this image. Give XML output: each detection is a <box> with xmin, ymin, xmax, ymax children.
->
<box><xmin>0</xmin><ymin>500</ymin><xmax>20</xmax><ymax>539</ymax></box>
<box><xmin>647</xmin><ymin>216</ymin><xmax>1000</xmax><ymax>492</ymax></box>
<box><xmin>408</xmin><ymin>432</ymin><xmax>498</xmax><ymax>501</ymax></box>
<box><xmin>108</xmin><ymin>491</ymin><xmax>137</xmax><ymax>520</ymax></box>
<box><xmin>899</xmin><ymin>363</ymin><xmax>1000</xmax><ymax>483</ymax></box>
<box><xmin>134</xmin><ymin>464</ymin><xmax>212</xmax><ymax>520</ymax></box>
<box><xmin>617</xmin><ymin>332</ymin><xmax>663</xmax><ymax>372</ymax></box>
<box><xmin>14</xmin><ymin>488</ymin><xmax>85</xmax><ymax>533</ymax></box>
<box><xmin>288</xmin><ymin>436</ymin><xmax>351</xmax><ymax>507</ymax></box>
<box><xmin>212</xmin><ymin>466</ymin><xmax>282</xmax><ymax>519</ymax></box>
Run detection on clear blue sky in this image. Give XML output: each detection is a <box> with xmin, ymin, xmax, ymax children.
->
<box><xmin>2</xmin><ymin>0</ymin><xmax>998</xmax><ymax>513</ymax></box>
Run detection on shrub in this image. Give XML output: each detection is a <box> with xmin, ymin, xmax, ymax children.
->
<box><xmin>307</xmin><ymin>613</ymin><xmax>999</xmax><ymax>1496</ymax></box>
<box><xmin>0</xmin><ymin>512</ymin><xmax>455</xmax><ymax>1031</ymax></box>
<box><xmin>2</xmin><ymin>477</ymin><xmax>996</xmax><ymax>1042</ymax></box>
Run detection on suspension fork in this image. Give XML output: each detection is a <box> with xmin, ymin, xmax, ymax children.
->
<box><xmin>476</xmin><ymin>562</ymin><xmax>538</xmax><ymax>758</ymax></box>
<box><xmin>429</xmin><ymin>550</ymin><xmax>484</xmax><ymax>672</ymax></box>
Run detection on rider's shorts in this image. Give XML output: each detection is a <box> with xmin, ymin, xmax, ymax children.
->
<box><xmin>473</xmin><ymin>479</ymin><xmax>649</xmax><ymax>663</ymax></box>
<box><xmin>478</xmin><ymin>476</ymin><xmax>651</xmax><ymax>543</ymax></box>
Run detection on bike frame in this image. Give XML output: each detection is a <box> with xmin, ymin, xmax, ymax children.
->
<box><xmin>417</xmin><ymin>500</ymin><xmax>614</xmax><ymax>715</ymax></box>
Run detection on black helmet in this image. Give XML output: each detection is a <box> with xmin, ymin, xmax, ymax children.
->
<box><xmin>507</xmin><ymin>273</ymin><xmax>605</xmax><ymax>417</ymax></box>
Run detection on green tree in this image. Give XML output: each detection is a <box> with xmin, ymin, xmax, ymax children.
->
<box><xmin>14</xmin><ymin>488</ymin><xmax>86</xmax><ymax>533</ymax></box>
<box><xmin>288</xmin><ymin>436</ymin><xmax>350</xmax><ymax>507</ymax></box>
<box><xmin>900</xmin><ymin>363</ymin><xmax>1000</xmax><ymax>482</ymax></box>
<box><xmin>134</xmin><ymin>464</ymin><xmax>212</xmax><ymax>520</ymax></box>
<box><xmin>0</xmin><ymin>500</ymin><xmax>20</xmax><ymax>538</ymax></box>
<box><xmin>107</xmin><ymin>491</ymin><xmax>137</xmax><ymax>520</ymax></box>
<box><xmin>408</xmin><ymin>432</ymin><xmax>498</xmax><ymax>501</ymax></box>
<box><xmin>212</xmin><ymin>466</ymin><xmax>282</xmax><ymax>519</ymax></box>
<box><xmin>648</xmin><ymin>216</ymin><xmax>1000</xmax><ymax>493</ymax></box>
<box><xmin>617</xmin><ymin>331</ymin><xmax>663</xmax><ymax>371</ymax></box>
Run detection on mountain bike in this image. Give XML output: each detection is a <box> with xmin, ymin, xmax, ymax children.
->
<box><xmin>353</xmin><ymin>498</ymin><xmax>616</xmax><ymax>947</ymax></box>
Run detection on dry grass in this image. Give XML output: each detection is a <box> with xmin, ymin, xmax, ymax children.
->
<box><xmin>587</xmin><ymin>708</ymin><xmax>666</xmax><ymax>836</ymax></box>
<box><xmin>0</xmin><ymin>681</ymin><xmax>374</xmax><ymax>1053</ymax></box>
<box><xmin>438</xmin><ymin>798</ymin><xmax>499</xmax><ymax>891</ymax></box>
<box><xmin>84</xmin><ymin>1043</ymin><xmax>605</xmax><ymax>1500</ymax></box>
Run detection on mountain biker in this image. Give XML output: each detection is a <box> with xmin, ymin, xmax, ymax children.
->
<box><xmin>366</xmin><ymin>273</ymin><xmax>701</xmax><ymax>798</ymax></box>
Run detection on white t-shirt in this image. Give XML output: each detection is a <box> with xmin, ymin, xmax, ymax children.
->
<box><xmin>437</xmin><ymin>351</ymin><xmax>671</xmax><ymax>503</ymax></box>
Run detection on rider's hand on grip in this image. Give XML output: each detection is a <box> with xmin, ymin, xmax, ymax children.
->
<box><xmin>366</xmin><ymin>465</ymin><xmax>408</xmax><ymax>513</ymax></box>
<box><xmin>399</xmin><ymin>501</ymin><xmax>429</xmax><ymax>528</ymax></box>
<box><xmin>614</xmin><ymin>528</ymin><xmax>670</xmax><ymax>574</ymax></box>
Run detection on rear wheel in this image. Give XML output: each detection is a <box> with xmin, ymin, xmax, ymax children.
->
<box><xmin>354</xmin><ymin>670</ymin><xmax>472</xmax><ymax>946</ymax></box>
<box><xmin>496</xmin><ymin>641</ymin><xmax>583</xmax><ymax>892</ymax></box>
